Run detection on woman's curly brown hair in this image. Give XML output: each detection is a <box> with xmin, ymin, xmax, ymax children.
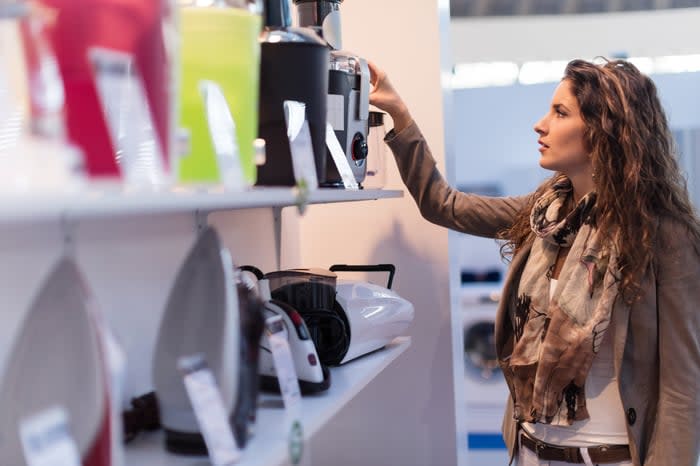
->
<box><xmin>500</xmin><ymin>58</ymin><xmax>700</xmax><ymax>302</ymax></box>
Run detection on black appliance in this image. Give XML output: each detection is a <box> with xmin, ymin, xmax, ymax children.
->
<box><xmin>294</xmin><ymin>0</ymin><xmax>370</xmax><ymax>188</ymax></box>
<box><xmin>256</xmin><ymin>0</ymin><xmax>330</xmax><ymax>186</ymax></box>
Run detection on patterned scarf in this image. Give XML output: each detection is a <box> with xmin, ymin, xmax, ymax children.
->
<box><xmin>503</xmin><ymin>177</ymin><xmax>622</xmax><ymax>425</ymax></box>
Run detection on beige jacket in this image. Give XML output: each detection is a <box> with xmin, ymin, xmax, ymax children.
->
<box><xmin>386</xmin><ymin>122</ymin><xmax>700</xmax><ymax>466</ymax></box>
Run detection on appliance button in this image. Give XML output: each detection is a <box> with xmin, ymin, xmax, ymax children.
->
<box><xmin>308</xmin><ymin>354</ymin><xmax>318</xmax><ymax>366</ymax></box>
<box><xmin>352</xmin><ymin>133</ymin><xmax>368</xmax><ymax>162</ymax></box>
<box><xmin>626</xmin><ymin>408</ymin><xmax>636</xmax><ymax>426</ymax></box>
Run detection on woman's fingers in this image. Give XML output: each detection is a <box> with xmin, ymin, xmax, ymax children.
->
<box><xmin>367</xmin><ymin>59</ymin><xmax>379</xmax><ymax>81</ymax></box>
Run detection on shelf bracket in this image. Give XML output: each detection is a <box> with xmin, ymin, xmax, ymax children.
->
<box><xmin>194</xmin><ymin>210</ymin><xmax>208</xmax><ymax>234</ymax></box>
<box><xmin>60</xmin><ymin>213</ymin><xmax>78</xmax><ymax>257</ymax></box>
<box><xmin>273</xmin><ymin>206</ymin><xmax>282</xmax><ymax>270</ymax></box>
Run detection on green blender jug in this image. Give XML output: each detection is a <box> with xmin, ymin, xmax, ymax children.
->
<box><xmin>178</xmin><ymin>2</ymin><xmax>261</xmax><ymax>187</ymax></box>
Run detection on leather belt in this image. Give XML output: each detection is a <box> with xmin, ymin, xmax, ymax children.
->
<box><xmin>520</xmin><ymin>431</ymin><xmax>631</xmax><ymax>464</ymax></box>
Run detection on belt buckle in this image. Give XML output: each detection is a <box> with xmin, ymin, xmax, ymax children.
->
<box><xmin>535</xmin><ymin>440</ymin><xmax>546</xmax><ymax>458</ymax></box>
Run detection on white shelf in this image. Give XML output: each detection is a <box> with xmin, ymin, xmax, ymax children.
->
<box><xmin>0</xmin><ymin>185</ymin><xmax>403</xmax><ymax>224</ymax></box>
<box><xmin>125</xmin><ymin>337</ymin><xmax>410</xmax><ymax>466</ymax></box>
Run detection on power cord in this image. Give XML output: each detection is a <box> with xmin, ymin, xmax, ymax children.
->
<box><xmin>122</xmin><ymin>391</ymin><xmax>161</xmax><ymax>443</ymax></box>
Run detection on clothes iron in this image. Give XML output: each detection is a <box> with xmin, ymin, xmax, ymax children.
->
<box><xmin>152</xmin><ymin>227</ymin><xmax>240</xmax><ymax>455</ymax></box>
<box><xmin>239</xmin><ymin>266</ymin><xmax>330</xmax><ymax>394</ymax></box>
<box><xmin>0</xmin><ymin>258</ymin><xmax>121</xmax><ymax>466</ymax></box>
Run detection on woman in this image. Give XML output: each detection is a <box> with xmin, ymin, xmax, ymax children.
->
<box><xmin>369</xmin><ymin>58</ymin><xmax>700</xmax><ymax>466</ymax></box>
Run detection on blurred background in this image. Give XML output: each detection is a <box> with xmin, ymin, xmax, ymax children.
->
<box><xmin>446</xmin><ymin>2</ymin><xmax>700</xmax><ymax>465</ymax></box>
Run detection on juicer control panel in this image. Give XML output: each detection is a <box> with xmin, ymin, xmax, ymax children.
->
<box><xmin>351</xmin><ymin>132</ymin><xmax>368</xmax><ymax>166</ymax></box>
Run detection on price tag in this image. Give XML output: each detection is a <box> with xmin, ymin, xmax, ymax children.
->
<box><xmin>325</xmin><ymin>122</ymin><xmax>359</xmax><ymax>190</ymax></box>
<box><xmin>284</xmin><ymin>101</ymin><xmax>319</xmax><ymax>190</ymax></box>
<box><xmin>200</xmin><ymin>80</ymin><xmax>245</xmax><ymax>190</ymax></box>
<box><xmin>265</xmin><ymin>315</ymin><xmax>305</xmax><ymax>465</ymax></box>
<box><xmin>327</xmin><ymin>94</ymin><xmax>344</xmax><ymax>131</ymax></box>
<box><xmin>178</xmin><ymin>354</ymin><xmax>241</xmax><ymax>466</ymax></box>
<box><xmin>88</xmin><ymin>47</ymin><xmax>166</xmax><ymax>187</ymax></box>
<box><xmin>19</xmin><ymin>406</ymin><xmax>81</xmax><ymax>466</ymax></box>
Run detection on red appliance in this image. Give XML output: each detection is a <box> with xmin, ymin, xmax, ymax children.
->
<box><xmin>38</xmin><ymin>0</ymin><xmax>172</xmax><ymax>179</ymax></box>
<box><xmin>0</xmin><ymin>258</ymin><xmax>121</xmax><ymax>466</ymax></box>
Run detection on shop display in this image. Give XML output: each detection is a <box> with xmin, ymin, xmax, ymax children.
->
<box><xmin>0</xmin><ymin>1</ymin><xmax>414</xmax><ymax>462</ymax></box>
<box><xmin>39</xmin><ymin>0</ymin><xmax>175</xmax><ymax>185</ymax></box>
<box><xmin>178</xmin><ymin>3</ymin><xmax>262</xmax><ymax>188</ymax></box>
<box><xmin>266</xmin><ymin>265</ymin><xmax>414</xmax><ymax>366</ymax></box>
<box><xmin>294</xmin><ymin>0</ymin><xmax>370</xmax><ymax>188</ymax></box>
<box><xmin>0</xmin><ymin>3</ymin><xmax>84</xmax><ymax>192</ymax></box>
<box><xmin>255</xmin><ymin>0</ymin><xmax>330</xmax><ymax>186</ymax></box>
<box><xmin>152</xmin><ymin>226</ymin><xmax>241</xmax><ymax>455</ymax></box>
<box><xmin>0</xmin><ymin>258</ymin><xmax>122</xmax><ymax>466</ymax></box>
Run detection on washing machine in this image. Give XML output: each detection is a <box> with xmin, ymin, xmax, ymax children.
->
<box><xmin>460</xmin><ymin>276</ymin><xmax>510</xmax><ymax>466</ymax></box>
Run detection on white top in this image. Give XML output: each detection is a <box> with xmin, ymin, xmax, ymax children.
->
<box><xmin>521</xmin><ymin>278</ymin><xmax>629</xmax><ymax>447</ymax></box>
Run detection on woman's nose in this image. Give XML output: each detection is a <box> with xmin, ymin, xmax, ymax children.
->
<box><xmin>533</xmin><ymin>116</ymin><xmax>547</xmax><ymax>135</ymax></box>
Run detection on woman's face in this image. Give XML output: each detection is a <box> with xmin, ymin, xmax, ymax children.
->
<box><xmin>534</xmin><ymin>79</ymin><xmax>591</xmax><ymax>179</ymax></box>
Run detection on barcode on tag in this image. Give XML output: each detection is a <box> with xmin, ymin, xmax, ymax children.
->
<box><xmin>178</xmin><ymin>354</ymin><xmax>241</xmax><ymax>466</ymax></box>
<box><xmin>19</xmin><ymin>406</ymin><xmax>81</xmax><ymax>466</ymax></box>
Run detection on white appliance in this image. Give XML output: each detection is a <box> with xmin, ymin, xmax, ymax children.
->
<box><xmin>152</xmin><ymin>226</ymin><xmax>240</xmax><ymax>455</ymax></box>
<box><xmin>267</xmin><ymin>265</ymin><xmax>414</xmax><ymax>366</ymax></box>
<box><xmin>238</xmin><ymin>267</ymin><xmax>330</xmax><ymax>394</ymax></box>
<box><xmin>258</xmin><ymin>299</ymin><xmax>331</xmax><ymax>393</ymax></box>
<box><xmin>0</xmin><ymin>257</ymin><xmax>121</xmax><ymax>466</ymax></box>
<box><xmin>460</xmin><ymin>281</ymin><xmax>510</xmax><ymax>466</ymax></box>
<box><xmin>334</xmin><ymin>280</ymin><xmax>414</xmax><ymax>364</ymax></box>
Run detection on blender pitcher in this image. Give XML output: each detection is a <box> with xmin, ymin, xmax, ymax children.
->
<box><xmin>177</xmin><ymin>0</ymin><xmax>262</xmax><ymax>188</ymax></box>
<box><xmin>364</xmin><ymin>110</ymin><xmax>386</xmax><ymax>189</ymax></box>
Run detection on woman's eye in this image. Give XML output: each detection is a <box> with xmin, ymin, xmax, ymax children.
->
<box><xmin>556</xmin><ymin>110</ymin><xmax>566</xmax><ymax>117</ymax></box>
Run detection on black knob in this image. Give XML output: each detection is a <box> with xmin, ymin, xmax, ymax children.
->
<box><xmin>352</xmin><ymin>133</ymin><xmax>368</xmax><ymax>161</ymax></box>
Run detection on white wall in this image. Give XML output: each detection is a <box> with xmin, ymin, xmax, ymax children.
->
<box><xmin>296</xmin><ymin>1</ymin><xmax>458</xmax><ymax>465</ymax></box>
<box><xmin>450</xmin><ymin>7</ymin><xmax>700</xmax><ymax>63</ymax></box>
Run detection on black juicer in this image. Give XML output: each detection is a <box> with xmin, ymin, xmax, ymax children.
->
<box><xmin>256</xmin><ymin>0</ymin><xmax>330</xmax><ymax>186</ymax></box>
<box><xmin>294</xmin><ymin>0</ymin><xmax>370</xmax><ymax>188</ymax></box>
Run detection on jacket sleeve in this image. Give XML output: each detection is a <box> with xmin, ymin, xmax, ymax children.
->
<box><xmin>645</xmin><ymin>219</ymin><xmax>700</xmax><ymax>465</ymax></box>
<box><xmin>385</xmin><ymin>120</ymin><xmax>529</xmax><ymax>239</ymax></box>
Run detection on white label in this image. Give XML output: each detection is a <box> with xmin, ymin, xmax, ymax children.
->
<box><xmin>200</xmin><ymin>80</ymin><xmax>245</xmax><ymax>190</ymax></box>
<box><xmin>179</xmin><ymin>355</ymin><xmax>241</xmax><ymax>466</ymax></box>
<box><xmin>325</xmin><ymin>122</ymin><xmax>359</xmax><ymax>190</ymax></box>
<box><xmin>284</xmin><ymin>101</ymin><xmax>318</xmax><ymax>190</ymax></box>
<box><xmin>88</xmin><ymin>47</ymin><xmax>166</xmax><ymax>187</ymax></box>
<box><xmin>19</xmin><ymin>406</ymin><xmax>81</xmax><ymax>466</ymax></box>
<box><xmin>265</xmin><ymin>316</ymin><xmax>304</xmax><ymax>465</ymax></box>
<box><xmin>327</xmin><ymin>94</ymin><xmax>345</xmax><ymax>131</ymax></box>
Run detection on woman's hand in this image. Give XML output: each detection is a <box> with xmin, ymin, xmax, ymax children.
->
<box><xmin>368</xmin><ymin>61</ymin><xmax>413</xmax><ymax>133</ymax></box>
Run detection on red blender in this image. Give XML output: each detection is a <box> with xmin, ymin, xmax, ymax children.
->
<box><xmin>38</xmin><ymin>0</ymin><xmax>175</xmax><ymax>185</ymax></box>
